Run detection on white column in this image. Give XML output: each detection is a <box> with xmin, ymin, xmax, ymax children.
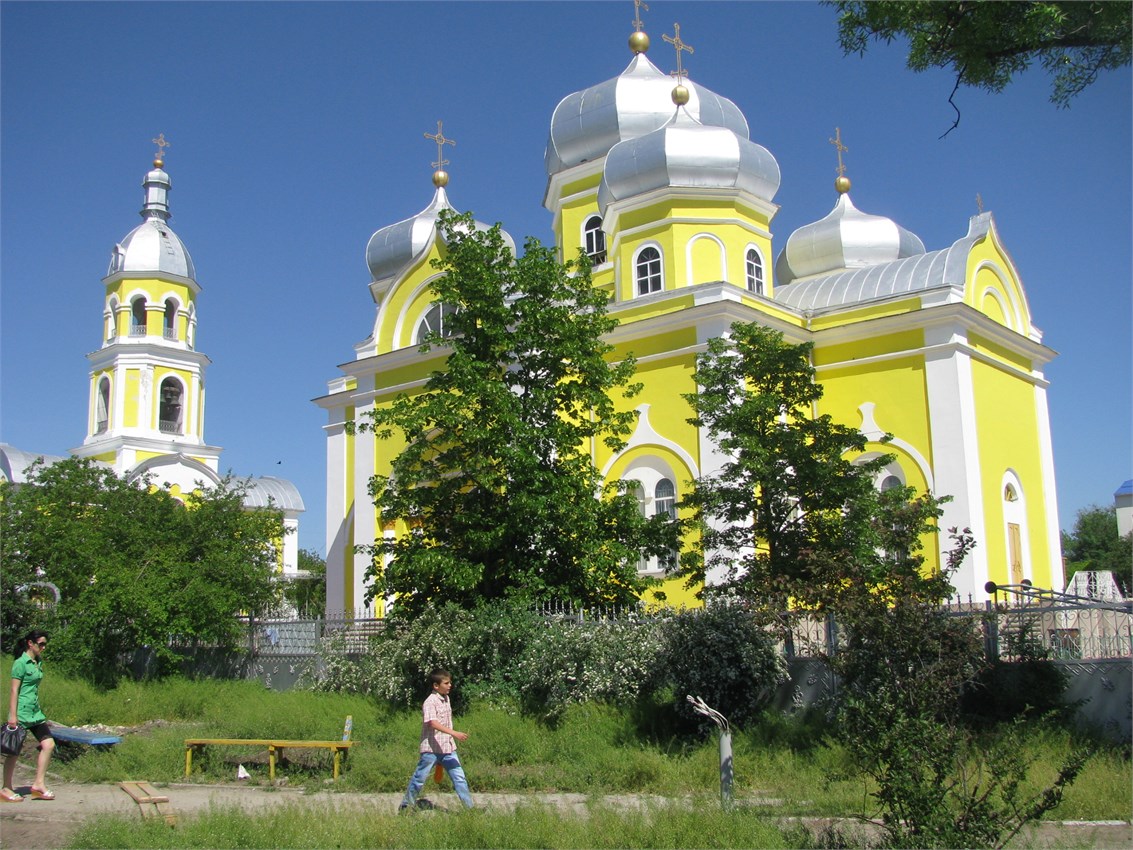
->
<box><xmin>923</xmin><ymin>324</ymin><xmax>989</xmax><ymax>599</ymax></box>
<box><xmin>1033</xmin><ymin>380</ymin><xmax>1064</xmax><ymax>589</ymax></box>
<box><xmin>352</xmin><ymin>401</ymin><xmax>377</xmax><ymax>616</ymax></box>
<box><xmin>324</xmin><ymin>409</ymin><xmax>349</xmax><ymax>618</ymax></box>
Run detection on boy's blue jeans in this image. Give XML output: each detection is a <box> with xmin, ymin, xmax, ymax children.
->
<box><xmin>401</xmin><ymin>751</ymin><xmax>474</xmax><ymax>809</ymax></box>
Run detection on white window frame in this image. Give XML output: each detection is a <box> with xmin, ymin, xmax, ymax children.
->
<box><xmin>634</xmin><ymin>244</ymin><xmax>663</xmax><ymax>296</ymax></box>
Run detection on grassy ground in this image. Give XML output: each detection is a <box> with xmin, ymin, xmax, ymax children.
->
<box><xmin>11</xmin><ymin>666</ymin><xmax>1129</xmax><ymax>848</ymax></box>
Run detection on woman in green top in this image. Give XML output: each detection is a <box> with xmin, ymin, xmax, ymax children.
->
<box><xmin>2</xmin><ymin>630</ymin><xmax>55</xmax><ymax>802</ymax></box>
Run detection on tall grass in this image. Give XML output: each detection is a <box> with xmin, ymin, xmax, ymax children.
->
<box><xmin>18</xmin><ymin>666</ymin><xmax>1130</xmax><ymax>828</ymax></box>
<box><xmin>68</xmin><ymin>802</ymin><xmax>811</xmax><ymax>850</ymax></box>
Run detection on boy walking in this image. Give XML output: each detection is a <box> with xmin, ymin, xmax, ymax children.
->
<box><xmin>399</xmin><ymin>669</ymin><xmax>474</xmax><ymax>811</ymax></box>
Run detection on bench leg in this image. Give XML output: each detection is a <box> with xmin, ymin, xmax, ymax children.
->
<box><xmin>268</xmin><ymin>745</ymin><xmax>276</xmax><ymax>781</ymax></box>
<box><xmin>184</xmin><ymin>745</ymin><xmax>193</xmax><ymax>777</ymax></box>
<box><xmin>333</xmin><ymin>749</ymin><xmax>340</xmax><ymax>780</ymax></box>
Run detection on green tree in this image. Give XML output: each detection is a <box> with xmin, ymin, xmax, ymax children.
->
<box><xmin>358</xmin><ymin>211</ymin><xmax>676</xmax><ymax>615</ymax></box>
<box><xmin>676</xmin><ymin>322</ymin><xmax>891</xmax><ymax>606</ymax></box>
<box><xmin>1061</xmin><ymin>504</ymin><xmax>1132</xmax><ymax>594</ymax></box>
<box><xmin>830</xmin><ymin>1</ymin><xmax>1132</xmax><ymax>132</ymax></box>
<box><xmin>283</xmin><ymin>548</ymin><xmax>327</xmax><ymax>617</ymax></box>
<box><xmin>0</xmin><ymin>457</ymin><xmax>284</xmax><ymax>683</ymax></box>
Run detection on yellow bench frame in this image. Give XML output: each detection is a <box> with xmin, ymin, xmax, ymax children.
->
<box><xmin>184</xmin><ymin>716</ymin><xmax>355</xmax><ymax>781</ymax></box>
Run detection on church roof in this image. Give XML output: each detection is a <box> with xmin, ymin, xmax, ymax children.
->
<box><xmin>775</xmin><ymin>213</ymin><xmax>991</xmax><ymax>313</ymax></box>
<box><xmin>107</xmin><ymin>160</ymin><xmax>196</xmax><ymax>279</ymax></box>
<box><xmin>544</xmin><ymin>50</ymin><xmax>748</xmax><ymax>177</ymax></box>
<box><xmin>237</xmin><ymin>475</ymin><xmax>305</xmax><ymax>512</ymax></box>
<box><xmin>775</xmin><ymin>190</ymin><xmax>924</xmax><ymax>286</ymax></box>
<box><xmin>0</xmin><ymin>443</ymin><xmax>67</xmax><ymax>484</ymax></box>
<box><xmin>365</xmin><ymin>182</ymin><xmax>515</xmax><ymax>287</ymax></box>
<box><xmin>597</xmin><ymin>106</ymin><xmax>779</xmax><ymax>212</ymax></box>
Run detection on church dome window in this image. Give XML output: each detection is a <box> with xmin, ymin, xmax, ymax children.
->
<box><xmin>159</xmin><ymin>377</ymin><xmax>184</xmax><ymax>434</ymax></box>
<box><xmin>163</xmin><ymin>299</ymin><xmax>178</xmax><ymax>340</ymax></box>
<box><xmin>583</xmin><ymin>215</ymin><xmax>606</xmax><ymax>265</ymax></box>
<box><xmin>635</xmin><ymin>245</ymin><xmax>663</xmax><ymax>295</ymax></box>
<box><xmin>416</xmin><ymin>302</ymin><xmax>458</xmax><ymax>345</ymax></box>
<box><xmin>130</xmin><ymin>297</ymin><xmax>147</xmax><ymax>336</ymax></box>
<box><xmin>745</xmin><ymin>248</ymin><xmax>765</xmax><ymax>295</ymax></box>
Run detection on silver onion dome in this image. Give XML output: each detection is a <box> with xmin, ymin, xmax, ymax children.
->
<box><xmin>107</xmin><ymin>163</ymin><xmax>196</xmax><ymax>279</ymax></box>
<box><xmin>775</xmin><ymin>191</ymin><xmax>925</xmax><ymax>285</ymax></box>
<box><xmin>545</xmin><ymin>52</ymin><xmax>749</xmax><ymax>176</ymax></box>
<box><xmin>365</xmin><ymin>184</ymin><xmax>515</xmax><ymax>284</ymax></box>
<box><xmin>597</xmin><ymin>108</ymin><xmax>781</xmax><ymax>212</ymax></box>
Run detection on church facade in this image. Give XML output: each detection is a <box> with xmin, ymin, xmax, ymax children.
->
<box><xmin>317</xmin><ymin>21</ymin><xmax>1062</xmax><ymax>615</ymax></box>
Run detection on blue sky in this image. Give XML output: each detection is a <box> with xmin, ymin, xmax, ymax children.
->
<box><xmin>2</xmin><ymin>1</ymin><xmax>1130</xmax><ymax>558</ymax></box>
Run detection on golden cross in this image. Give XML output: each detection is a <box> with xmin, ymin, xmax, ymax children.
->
<box><xmin>976</xmin><ymin>193</ymin><xmax>984</xmax><ymax>213</ymax></box>
<box><xmin>662</xmin><ymin>22</ymin><xmax>693</xmax><ymax>83</ymax></box>
<box><xmin>424</xmin><ymin>121</ymin><xmax>456</xmax><ymax>171</ymax></box>
<box><xmin>829</xmin><ymin>127</ymin><xmax>848</xmax><ymax>177</ymax></box>
<box><xmin>152</xmin><ymin>133</ymin><xmax>170</xmax><ymax>161</ymax></box>
<box><xmin>632</xmin><ymin>0</ymin><xmax>649</xmax><ymax>31</ymax></box>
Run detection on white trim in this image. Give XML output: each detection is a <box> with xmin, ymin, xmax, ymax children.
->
<box><xmin>600</xmin><ymin>403</ymin><xmax>699</xmax><ymax>480</ymax></box>
<box><xmin>323</xmin><ymin>410</ymin><xmax>349</xmax><ymax>616</ymax></box>
<box><xmin>685</xmin><ymin>233</ymin><xmax>727</xmax><ymax>287</ymax></box>
<box><xmin>857</xmin><ymin>403</ymin><xmax>935</xmax><ymax>490</ymax></box>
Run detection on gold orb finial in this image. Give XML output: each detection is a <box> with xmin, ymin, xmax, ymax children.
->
<box><xmin>629</xmin><ymin>30</ymin><xmax>649</xmax><ymax>54</ymax></box>
<box><xmin>835</xmin><ymin>175</ymin><xmax>851</xmax><ymax>194</ymax></box>
<box><xmin>672</xmin><ymin>85</ymin><xmax>690</xmax><ymax>106</ymax></box>
<box><xmin>424</xmin><ymin>121</ymin><xmax>456</xmax><ymax>188</ymax></box>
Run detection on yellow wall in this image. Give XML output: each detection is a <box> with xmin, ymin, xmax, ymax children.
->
<box><xmin>971</xmin><ymin>358</ymin><xmax>1054</xmax><ymax>587</ymax></box>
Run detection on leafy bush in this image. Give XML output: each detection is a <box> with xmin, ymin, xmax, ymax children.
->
<box><xmin>658</xmin><ymin>605</ymin><xmax>788</xmax><ymax>733</ymax></box>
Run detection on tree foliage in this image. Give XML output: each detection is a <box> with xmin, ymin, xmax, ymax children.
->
<box><xmin>358</xmin><ymin>211</ymin><xmax>677</xmax><ymax>614</ymax></box>
<box><xmin>830</xmin><ymin>1</ymin><xmax>1132</xmax><ymax>132</ymax></box>
<box><xmin>676</xmin><ymin>322</ymin><xmax>891</xmax><ymax>605</ymax></box>
<box><xmin>283</xmin><ymin>548</ymin><xmax>327</xmax><ymax>617</ymax></box>
<box><xmin>0</xmin><ymin>457</ymin><xmax>284</xmax><ymax>683</ymax></box>
<box><xmin>1060</xmin><ymin>504</ymin><xmax>1132</xmax><ymax>594</ymax></box>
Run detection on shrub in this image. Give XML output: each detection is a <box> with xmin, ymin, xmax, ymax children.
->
<box><xmin>658</xmin><ymin>605</ymin><xmax>787</xmax><ymax>734</ymax></box>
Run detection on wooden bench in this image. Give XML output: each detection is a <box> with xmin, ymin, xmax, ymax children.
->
<box><xmin>184</xmin><ymin>715</ymin><xmax>354</xmax><ymax>781</ymax></box>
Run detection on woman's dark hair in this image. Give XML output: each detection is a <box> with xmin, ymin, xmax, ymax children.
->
<box><xmin>13</xmin><ymin>631</ymin><xmax>48</xmax><ymax>659</ymax></box>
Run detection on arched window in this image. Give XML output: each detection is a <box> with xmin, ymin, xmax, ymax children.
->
<box><xmin>1002</xmin><ymin>475</ymin><xmax>1027</xmax><ymax>585</ymax></box>
<box><xmin>105</xmin><ymin>298</ymin><xmax>118</xmax><ymax>340</ymax></box>
<box><xmin>745</xmin><ymin>248</ymin><xmax>764</xmax><ymax>295</ymax></box>
<box><xmin>158</xmin><ymin>378</ymin><xmax>183</xmax><ymax>434</ymax></box>
<box><xmin>583</xmin><ymin>215</ymin><xmax>606</xmax><ymax>265</ymax></box>
<box><xmin>635</xmin><ymin>246</ymin><xmax>662</xmax><ymax>296</ymax></box>
<box><xmin>131</xmin><ymin>297</ymin><xmax>147</xmax><ymax>336</ymax></box>
<box><xmin>880</xmin><ymin>474</ymin><xmax>903</xmax><ymax>492</ymax></box>
<box><xmin>163</xmin><ymin>299</ymin><xmax>178</xmax><ymax>340</ymax></box>
<box><xmin>655</xmin><ymin>478</ymin><xmax>678</xmax><ymax>571</ymax></box>
<box><xmin>416</xmin><ymin>302</ymin><xmax>458</xmax><ymax>344</ymax></box>
<box><xmin>96</xmin><ymin>377</ymin><xmax>111</xmax><ymax>434</ymax></box>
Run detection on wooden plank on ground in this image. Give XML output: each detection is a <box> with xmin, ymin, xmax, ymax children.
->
<box><xmin>118</xmin><ymin>781</ymin><xmax>177</xmax><ymax>826</ymax></box>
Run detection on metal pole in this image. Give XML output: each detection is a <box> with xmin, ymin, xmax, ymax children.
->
<box><xmin>719</xmin><ymin>729</ymin><xmax>734</xmax><ymax>810</ymax></box>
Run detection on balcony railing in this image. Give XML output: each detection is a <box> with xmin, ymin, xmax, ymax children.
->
<box><xmin>95</xmin><ymin>419</ymin><xmax>108</xmax><ymax>434</ymax></box>
<box><xmin>129</xmin><ymin>324</ymin><xmax>147</xmax><ymax>337</ymax></box>
<box><xmin>159</xmin><ymin>420</ymin><xmax>182</xmax><ymax>434</ymax></box>
<box><xmin>163</xmin><ymin>327</ymin><xmax>178</xmax><ymax>340</ymax></box>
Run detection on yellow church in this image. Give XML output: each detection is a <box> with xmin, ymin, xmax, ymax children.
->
<box><xmin>316</xmin><ymin>18</ymin><xmax>1062</xmax><ymax>615</ymax></box>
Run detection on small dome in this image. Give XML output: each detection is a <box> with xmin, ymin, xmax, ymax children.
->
<box><xmin>365</xmin><ymin>185</ymin><xmax>515</xmax><ymax>284</ymax></box>
<box><xmin>545</xmin><ymin>52</ymin><xmax>749</xmax><ymax>177</ymax></box>
<box><xmin>107</xmin><ymin>165</ymin><xmax>195</xmax><ymax>279</ymax></box>
<box><xmin>597</xmin><ymin>108</ymin><xmax>780</xmax><ymax>212</ymax></box>
<box><xmin>775</xmin><ymin>192</ymin><xmax>925</xmax><ymax>285</ymax></box>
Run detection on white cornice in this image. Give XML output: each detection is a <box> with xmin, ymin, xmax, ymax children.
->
<box><xmin>102</xmin><ymin>270</ymin><xmax>201</xmax><ymax>297</ymax></box>
<box><xmin>603</xmin><ymin>186</ymin><xmax>779</xmax><ymax>235</ymax></box>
